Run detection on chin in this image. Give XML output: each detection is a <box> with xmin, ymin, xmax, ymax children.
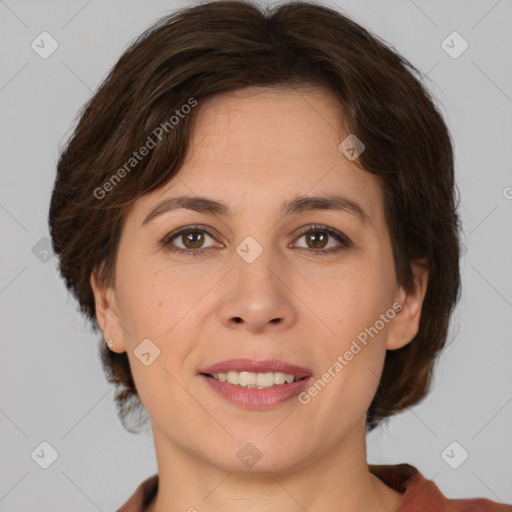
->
<box><xmin>200</xmin><ymin>434</ymin><xmax>313</xmax><ymax>474</ymax></box>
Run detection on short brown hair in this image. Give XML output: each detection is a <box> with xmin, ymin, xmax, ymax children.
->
<box><xmin>48</xmin><ymin>0</ymin><xmax>461</xmax><ymax>432</ymax></box>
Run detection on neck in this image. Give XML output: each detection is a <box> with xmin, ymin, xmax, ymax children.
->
<box><xmin>145</xmin><ymin>422</ymin><xmax>403</xmax><ymax>512</ymax></box>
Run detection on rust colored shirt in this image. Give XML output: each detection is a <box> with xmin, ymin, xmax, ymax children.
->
<box><xmin>117</xmin><ymin>464</ymin><xmax>512</xmax><ymax>511</ymax></box>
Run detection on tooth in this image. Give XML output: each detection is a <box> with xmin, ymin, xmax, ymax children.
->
<box><xmin>227</xmin><ymin>371</ymin><xmax>240</xmax><ymax>385</ymax></box>
<box><xmin>271</xmin><ymin>372</ymin><xmax>285</xmax><ymax>385</ymax></box>
<box><xmin>256</xmin><ymin>372</ymin><xmax>276</xmax><ymax>388</ymax></box>
<box><xmin>239</xmin><ymin>371</ymin><xmax>257</xmax><ymax>387</ymax></box>
<box><xmin>213</xmin><ymin>371</ymin><xmax>298</xmax><ymax>387</ymax></box>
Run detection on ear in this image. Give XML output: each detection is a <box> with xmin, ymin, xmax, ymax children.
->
<box><xmin>90</xmin><ymin>265</ymin><xmax>127</xmax><ymax>353</ymax></box>
<box><xmin>386</xmin><ymin>259</ymin><xmax>429</xmax><ymax>351</ymax></box>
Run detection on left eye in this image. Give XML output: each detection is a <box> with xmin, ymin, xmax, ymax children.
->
<box><xmin>292</xmin><ymin>225</ymin><xmax>351</xmax><ymax>254</ymax></box>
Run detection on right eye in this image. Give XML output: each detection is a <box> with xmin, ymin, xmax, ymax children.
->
<box><xmin>161</xmin><ymin>225</ymin><xmax>222</xmax><ymax>256</ymax></box>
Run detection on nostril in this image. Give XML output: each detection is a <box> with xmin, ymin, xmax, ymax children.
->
<box><xmin>233</xmin><ymin>317</ymin><xmax>243</xmax><ymax>324</ymax></box>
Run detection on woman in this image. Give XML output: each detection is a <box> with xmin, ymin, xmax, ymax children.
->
<box><xmin>48</xmin><ymin>1</ymin><xmax>512</xmax><ymax>510</ymax></box>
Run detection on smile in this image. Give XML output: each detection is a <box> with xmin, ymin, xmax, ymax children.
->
<box><xmin>198</xmin><ymin>359</ymin><xmax>313</xmax><ymax>409</ymax></box>
<box><xmin>205</xmin><ymin>371</ymin><xmax>300</xmax><ymax>388</ymax></box>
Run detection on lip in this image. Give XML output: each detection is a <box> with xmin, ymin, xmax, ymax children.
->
<box><xmin>199</xmin><ymin>358</ymin><xmax>313</xmax><ymax>410</ymax></box>
<box><xmin>200</xmin><ymin>358</ymin><xmax>312</xmax><ymax>379</ymax></box>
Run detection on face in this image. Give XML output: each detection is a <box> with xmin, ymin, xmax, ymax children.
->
<box><xmin>91</xmin><ymin>86</ymin><xmax>427</xmax><ymax>473</ymax></box>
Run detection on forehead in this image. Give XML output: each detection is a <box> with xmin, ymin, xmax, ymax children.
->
<box><xmin>189</xmin><ymin>85</ymin><xmax>346</xmax><ymax>163</ymax></box>
<box><xmin>129</xmin><ymin>86</ymin><xmax>384</xmax><ymax>225</ymax></box>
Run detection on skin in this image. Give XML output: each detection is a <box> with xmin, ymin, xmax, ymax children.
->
<box><xmin>91</xmin><ymin>86</ymin><xmax>428</xmax><ymax>512</ymax></box>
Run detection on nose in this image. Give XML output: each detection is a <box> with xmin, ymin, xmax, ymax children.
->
<box><xmin>217</xmin><ymin>249</ymin><xmax>298</xmax><ymax>334</ymax></box>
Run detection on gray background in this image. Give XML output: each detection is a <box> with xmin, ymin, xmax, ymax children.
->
<box><xmin>1</xmin><ymin>0</ymin><xmax>511</xmax><ymax>510</ymax></box>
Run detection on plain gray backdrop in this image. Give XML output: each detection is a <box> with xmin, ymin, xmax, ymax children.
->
<box><xmin>1</xmin><ymin>0</ymin><xmax>511</xmax><ymax>510</ymax></box>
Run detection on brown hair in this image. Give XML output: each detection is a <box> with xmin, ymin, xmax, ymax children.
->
<box><xmin>48</xmin><ymin>0</ymin><xmax>461</xmax><ymax>432</ymax></box>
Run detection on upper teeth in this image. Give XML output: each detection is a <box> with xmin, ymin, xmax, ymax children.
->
<box><xmin>211</xmin><ymin>371</ymin><xmax>296</xmax><ymax>388</ymax></box>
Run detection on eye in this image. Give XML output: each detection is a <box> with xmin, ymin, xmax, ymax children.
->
<box><xmin>292</xmin><ymin>224</ymin><xmax>351</xmax><ymax>255</ymax></box>
<box><xmin>161</xmin><ymin>225</ymin><xmax>221</xmax><ymax>256</ymax></box>
<box><xmin>160</xmin><ymin>223</ymin><xmax>351</xmax><ymax>257</ymax></box>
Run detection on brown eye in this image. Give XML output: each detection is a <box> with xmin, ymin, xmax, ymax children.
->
<box><xmin>304</xmin><ymin>231</ymin><xmax>328</xmax><ymax>249</ymax></box>
<box><xmin>180</xmin><ymin>231</ymin><xmax>205</xmax><ymax>249</ymax></box>
<box><xmin>162</xmin><ymin>225</ymin><xmax>219</xmax><ymax>255</ymax></box>
<box><xmin>293</xmin><ymin>225</ymin><xmax>351</xmax><ymax>255</ymax></box>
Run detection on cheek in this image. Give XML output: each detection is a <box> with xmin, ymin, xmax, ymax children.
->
<box><xmin>127</xmin><ymin>351</ymin><xmax>191</xmax><ymax>432</ymax></box>
<box><xmin>116</xmin><ymin>264</ymin><xmax>204</xmax><ymax>392</ymax></box>
<box><xmin>306</xmin><ymin>297</ymin><xmax>390</xmax><ymax>424</ymax></box>
<box><xmin>316</xmin><ymin>264</ymin><xmax>394</xmax><ymax>339</ymax></box>
<box><xmin>306</xmin><ymin>256</ymin><xmax>394</xmax><ymax>404</ymax></box>
<box><xmin>115</xmin><ymin>260</ymin><xmax>193</xmax><ymax>338</ymax></box>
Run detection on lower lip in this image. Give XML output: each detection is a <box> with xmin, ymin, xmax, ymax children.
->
<box><xmin>200</xmin><ymin>375</ymin><xmax>312</xmax><ymax>409</ymax></box>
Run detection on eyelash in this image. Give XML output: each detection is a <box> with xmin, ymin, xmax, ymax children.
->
<box><xmin>160</xmin><ymin>224</ymin><xmax>352</xmax><ymax>257</ymax></box>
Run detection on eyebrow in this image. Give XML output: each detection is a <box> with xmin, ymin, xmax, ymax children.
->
<box><xmin>142</xmin><ymin>194</ymin><xmax>370</xmax><ymax>226</ymax></box>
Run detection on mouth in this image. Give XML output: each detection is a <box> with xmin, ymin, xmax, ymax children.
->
<box><xmin>201</xmin><ymin>370</ymin><xmax>308</xmax><ymax>389</ymax></box>
<box><xmin>198</xmin><ymin>358</ymin><xmax>312</xmax><ymax>409</ymax></box>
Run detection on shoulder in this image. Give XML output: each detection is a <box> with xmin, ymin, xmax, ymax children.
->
<box><xmin>369</xmin><ymin>463</ymin><xmax>512</xmax><ymax>512</ymax></box>
<box><xmin>117</xmin><ymin>467</ymin><xmax>511</xmax><ymax>511</ymax></box>
<box><xmin>116</xmin><ymin>474</ymin><xmax>158</xmax><ymax>512</ymax></box>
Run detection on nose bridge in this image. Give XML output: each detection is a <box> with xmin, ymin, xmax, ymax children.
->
<box><xmin>235</xmin><ymin>224</ymin><xmax>290</xmax><ymax>285</ymax></box>
<box><xmin>234</xmin><ymin>232</ymin><xmax>282</xmax><ymax>300</ymax></box>
<box><xmin>217</xmin><ymin>231</ymin><xmax>297</xmax><ymax>332</ymax></box>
